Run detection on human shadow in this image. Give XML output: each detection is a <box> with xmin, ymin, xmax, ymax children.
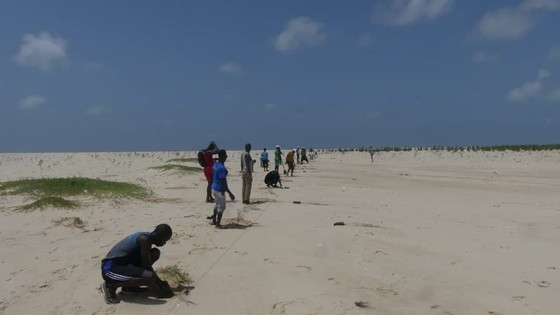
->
<box><xmin>118</xmin><ymin>291</ymin><xmax>169</xmax><ymax>305</ymax></box>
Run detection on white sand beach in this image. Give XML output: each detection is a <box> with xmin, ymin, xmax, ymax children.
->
<box><xmin>1</xmin><ymin>150</ymin><xmax>559</xmax><ymax>315</ymax></box>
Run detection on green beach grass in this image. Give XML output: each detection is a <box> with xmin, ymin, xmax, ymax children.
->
<box><xmin>150</xmin><ymin>164</ymin><xmax>200</xmax><ymax>174</ymax></box>
<box><xmin>0</xmin><ymin>177</ymin><xmax>152</xmax><ymax>200</ymax></box>
<box><xmin>166</xmin><ymin>158</ymin><xmax>198</xmax><ymax>163</ymax></box>
<box><xmin>17</xmin><ymin>196</ymin><xmax>79</xmax><ymax>212</ymax></box>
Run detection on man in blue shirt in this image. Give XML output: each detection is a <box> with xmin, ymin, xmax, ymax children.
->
<box><xmin>209</xmin><ymin>149</ymin><xmax>235</xmax><ymax>228</ymax></box>
<box><xmin>100</xmin><ymin>224</ymin><xmax>173</xmax><ymax>304</ymax></box>
<box><xmin>260</xmin><ymin>148</ymin><xmax>269</xmax><ymax>171</ymax></box>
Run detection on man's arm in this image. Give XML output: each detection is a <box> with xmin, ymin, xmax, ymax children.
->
<box><xmin>219</xmin><ymin>178</ymin><xmax>235</xmax><ymax>200</ymax></box>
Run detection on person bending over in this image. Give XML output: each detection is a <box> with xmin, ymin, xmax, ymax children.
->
<box><xmin>100</xmin><ymin>224</ymin><xmax>174</xmax><ymax>304</ymax></box>
<box><xmin>264</xmin><ymin>170</ymin><xmax>282</xmax><ymax>188</ymax></box>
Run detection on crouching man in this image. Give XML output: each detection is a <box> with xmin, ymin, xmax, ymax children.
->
<box><xmin>100</xmin><ymin>224</ymin><xmax>174</xmax><ymax>304</ymax></box>
<box><xmin>264</xmin><ymin>170</ymin><xmax>282</xmax><ymax>188</ymax></box>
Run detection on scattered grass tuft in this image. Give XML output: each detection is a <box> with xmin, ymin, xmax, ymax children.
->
<box><xmin>156</xmin><ymin>265</ymin><xmax>193</xmax><ymax>288</ymax></box>
<box><xmin>166</xmin><ymin>158</ymin><xmax>198</xmax><ymax>163</ymax></box>
<box><xmin>17</xmin><ymin>196</ymin><xmax>79</xmax><ymax>212</ymax></box>
<box><xmin>53</xmin><ymin>216</ymin><xmax>86</xmax><ymax>229</ymax></box>
<box><xmin>0</xmin><ymin>177</ymin><xmax>152</xmax><ymax>200</ymax></box>
<box><xmin>150</xmin><ymin>164</ymin><xmax>200</xmax><ymax>174</ymax></box>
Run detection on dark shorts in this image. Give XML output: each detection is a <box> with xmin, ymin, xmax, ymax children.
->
<box><xmin>101</xmin><ymin>257</ymin><xmax>149</xmax><ymax>283</ymax></box>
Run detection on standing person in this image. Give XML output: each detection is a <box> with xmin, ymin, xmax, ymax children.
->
<box><xmin>369</xmin><ymin>146</ymin><xmax>375</xmax><ymax>162</ymax></box>
<box><xmin>210</xmin><ymin>149</ymin><xmax>235</xmax><ymax>229</ymax></box>
<box><xmin>202</xmin><ymin>141</ymin><xmax>219</xmax><ymax>203</ymax></box>
<box><xmin>274</xmin><ymin>145</ymin><xmax>283</xmax><ymax>173</ymax></box>
<box><xmin>260</xmin><ymin>148</ymin><xmax>269</xmax><ymax>171</ymax></box>
<box><xmin>100</xmin><ymin>224</ymin><xmax>174</xmax><ymax>304</ymax></box>
<box><xmin>240</xmin><ymin>143</ymin><xmax>253</xmax><ymax>204</ymax></box>
<box><xmin>286</xmin><ymin>149</ymin><xmax>295</xmax><ymax>176</ymax></box>
<box><xmin>301</xmin><ymin>147</ymin><xmax>309</xmax><ymax>164</ymax></box>
<box><xmin>296</xmin><ymin>146</ymin><xmax>301</xmax><ymax>164</ymax></box>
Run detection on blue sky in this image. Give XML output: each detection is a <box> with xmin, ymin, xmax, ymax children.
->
<box><xmin>1</xmin><ymin>0</ymin><xmax>559</xmax><ymax>152</ymax></box>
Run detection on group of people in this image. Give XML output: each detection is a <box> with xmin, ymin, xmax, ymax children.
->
<box><xmin>100</xmin><ymin>141</ymin><xmax>316</xmax><ymax>304</ymax></box>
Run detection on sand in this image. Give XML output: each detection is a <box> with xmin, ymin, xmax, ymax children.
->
<box><xmin>0</xmin><ymin>150</ymin><xmax>559</xmax><ymax>315</ymax></box>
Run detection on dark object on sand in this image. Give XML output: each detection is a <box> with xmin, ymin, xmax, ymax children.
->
<box><xmin>293</xmin><ymin>201</ymin><xmax>301</xmax><ymax>204</ymax></box>
<box><xmin>154</xmin><ymin>281</ymin><xmax>174</xmax><ymax>298</ymax></box>
<box><xmin>264</xmin><ymin>170</ymin><xmax>282</xmax><ymax>188</ymax></box>
<box><xmin>355</xmin><ymin>301</ymin><xmax>369</xmax><ymax>308</ymax></box>
<box><xmin>333</xmin><ymin>222</ymin><xmax>345</xmax><ymax>226</ymax></box>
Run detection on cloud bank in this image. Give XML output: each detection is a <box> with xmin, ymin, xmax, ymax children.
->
<box><xmin>376</xmin><ymin>0</ymin><xmax>454</xmax><ymax>26</ymax></box>
<box><xmin>274</xmin><ymin>17</ymin><xmax>325</xmax><ymax>52</ymax></box>
<box><xmin>19</xmin><ymin>96</ymin><xmax>45</xmax><ymax>109</ymax></box>
<box><xmin>14</xmin><ymin>32</ymin><xmax>67</xmax><ymax>71</ymax></box>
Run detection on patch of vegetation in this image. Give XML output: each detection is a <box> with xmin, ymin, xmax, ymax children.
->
<box><xmin>0</xmin><ymin>177</ymin><xmax>152</xmax><ymax>200</ymax></box>
<box><xmin>166</xmin><ymin>158</ymin><xmax>198</xmax><ymax>163</ymax></box>
<box><xmin>17</xmin><ymin>197</ymin><xmax>79</xmax><ymax>212</ymax></box>
<box><xmin>150</xmin><ymin>164</ymin><xmax>200</xmax><ymax>174</ymax></box>
<box><xmin>156</xmin><ymin>265</ymin><xmax>193</xmax><ymax>288</ymax></box>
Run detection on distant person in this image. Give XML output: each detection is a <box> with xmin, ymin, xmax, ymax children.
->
<box><xmin>274</xmin><ymin>145</ymin><xmax>284</xmax><ymax>173</ymax></box>
<box><xmin>100</xmin><ymin>224</ymin><xmax>174</xmax><ymax>304</ymax></box>
<box><xmin>369</xmin><ymin>146</ymin><xmax>375</xmax><ymax>162</ymax></box>
<box><xmin>240</xmin><ymin>143</ymin><xmax>253</xmax><ymax>204</ymax></box>
<box><xmin>260</xmin><ymin>148</ymin><xmax>269</xmax><ymax>171</ymax></box>
<box><xmin>202</xmin><ymin>141</ymin><xmax>219</xmax><ymax>203</ymax></box>
<box><xmin>286</xmin><ymin>149</ymin><xmax>295</xmax><ymax>176</ymax></box>
<box><xmin>264</xmin><ymin>170</ymin><xmax>282</xmax><ymax>188</ymax></box>
<box><xmin>309</xmin><ymin>148</ymin><xmax>318</xmax><ymax>160</ymax></box>
<box><xmin>301</xmin><ymin>147</ymin><xmax>309</xmax><ymax>164</ymax></box>
<box><xmin>209</xmin><ymin>149</ymin><xmax>235</xmax><ymax>228</ymax></box>
<box><xmin>296</xmin><ymin>146</ymin><xmax>301</xmax><ymax>164</ymax></box>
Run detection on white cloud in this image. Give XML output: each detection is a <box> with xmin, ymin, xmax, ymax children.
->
<box><xmin>85</xmin><ymin>105</ymin><xmax>111</xmax><ymax>116</ymax></box>
<box><xmin>472</xmin><ymin>7</ymin><xmax>535</xmax><ymax>40</ymax></box>
<box><xmin>376</xmin><ymin>0</ymin><xmax>454</xmax><ymax>26</ymax></box>
<box><xmin>522</xmin><ymin>0</ymin><xmax>560</xmax><ymax>10</ymax></box>
<box><xmin>472</xmin><ymin>0</ymin><xmax>559</xmax><ymax>40</ymax></box>
<box><xmin>274</xmin><ymin>17</ymin><xmax>325</xmax><ymax>52</ymax></box>
<box><xmin>473</xmin><ymin>51</ymin><xmax>500</xmax><ymax>63</ymax></box>
<box><xmin>507</xmin><ymin>69</ymin><xmax>549</xmax><ymax>102</ymax></box>
<box><xmin>14</xmin><ymin>32</ymin><xmax>67</xmax><ymax>71</ymax></box>
<box><xmin>264</xmin><ymin>103</ymin><xmax>275</xmax><ymax>112</ymax></box>
<box><xmin>508</xmin><ymin>81</ymin><xmax>543</xmax><ymax>101</ymax></box>
<box><xmin>547</xmin><ymin>45</ymin><xmax>560</xmax><ymax>60</ymax></box>
<box><xmin>19</xmin><ymin>95</ymin><xmax>45</xmax><ymax>109</ymax></box>
<box><xmin>219</xmin><ymin>62</ymin><xmax>242</xmax><ymax>73</ymax></box>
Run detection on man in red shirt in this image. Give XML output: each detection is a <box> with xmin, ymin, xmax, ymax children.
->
<box><xmin>203</xmin><ymin>141</ymin><xmax>219</xmax><ymax>202</ymax></box>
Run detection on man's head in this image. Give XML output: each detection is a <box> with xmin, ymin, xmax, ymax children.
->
<box><xmin>263</xmin><ymin>148</ymin><xmax>266</xmax><ymax>152</ymax></box>
<box><xmin>151</xmin><ymin>224</ymin><xmax>172</xmax><ymax>246</ymax></box>
<box><xmin>218</xmin><ymin>149</ymin><xmax>228</xmax><ymax>162</ymax></box>
<box><xmin>245</xmin><ymin>143</ymin><xmax>251</xmax><ymax>152</ymax></box>
<box><xmin>207</xmin><ymin>141</ymin><xmax>218</xmax><ymax>151</ymax></box>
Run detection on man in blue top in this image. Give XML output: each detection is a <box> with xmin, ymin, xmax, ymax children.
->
<box><xmin>260</xmin><ymin>148</ymin><xmax>269</xmax><ymax>171</ymax></box>
<box><xmin>100</xmin><ymin>224</ymin><xmax>173</xmax><ymax>304</ymax></box>
<box><xmin>209</xmin><ymin>149</ymin><xmax>235</xmax><ymax>228</ymax></box>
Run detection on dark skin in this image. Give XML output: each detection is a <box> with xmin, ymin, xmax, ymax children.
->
<box><xmin>212</xmin><ymin>153</ymin><xmax>235</xmax><ymax>229</ymax></box>
<box><xmin>105</xmin><ymin>232</ymin><xmax>172</xmax><ymax>301</ymax></box>
<box><xmin>205</xmin><ymin>142</ymin><xmax>219</xmax><ymax>202</ymax></box>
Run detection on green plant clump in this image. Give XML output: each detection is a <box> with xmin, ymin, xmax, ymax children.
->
<box><xmin>0</xmin><ymin>177</ymin><xmax>151</xmax><ymax>200</ymax></box>
<box><xmin>156</xmin><ymin>265</ymin><xmax>193</xmax><ymax>288</ymax></box>
<box><xmin>166</xmin><ymin>158</ymin><xmax>198</xmax><ymax>163</ymax></box>
<box><xmin>150</xmin><ymin>164</ymin><xmax>200</xmax><ymax>174</ymax></box>
<box><xmin>18</xmin><ymin>196</ymin><xmax>79</xmax><ymax>212</ymax></box>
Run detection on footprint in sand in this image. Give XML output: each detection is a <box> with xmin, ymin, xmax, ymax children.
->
<box><xmin>376</xmin><ymin>287</ymin><xmax>398</xmax><ymax>297</ymax></box>
<box><xmin>296</xmin><ymin>265</ymin><xmax>312</xmax><ymax>272</ymax></box>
